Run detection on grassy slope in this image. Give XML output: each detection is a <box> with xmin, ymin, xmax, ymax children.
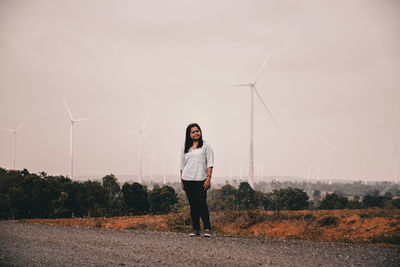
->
<box><xmin>20</xmin><ymin>209</ymin><xmax>400</xmax><ymax>244</ymax></box>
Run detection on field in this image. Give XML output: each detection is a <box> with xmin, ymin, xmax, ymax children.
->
<box><xmin>20</xmin><ymin>208</ymin><xmax>400</xmax><ymax>244</ymax></box>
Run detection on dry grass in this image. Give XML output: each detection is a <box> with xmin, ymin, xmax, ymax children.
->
<box><xmin>20</xmin><ymin>209</ymin><xmax>400</xmax><ymax>244</ymax></box>
<box><xmin>22</xmin><ymin>215</ymin><xmax>169</xmax><ymax>231</ymax></box>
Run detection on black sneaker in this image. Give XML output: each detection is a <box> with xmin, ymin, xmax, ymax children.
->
<box><xmin>189</xmin><ymin>230</ymin><xmax>200</xmax><ymax>236</ymax></box>
<box><xmin>203</xmin><ymin>230</ymin><xmax>212</xmax><ymax>237</ymax></box>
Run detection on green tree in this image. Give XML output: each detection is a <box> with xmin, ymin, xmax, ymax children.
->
<box><xmin>318</xmin><ymin>193</ymin><xmax>348</xmax><ymax>210</ymax></box>
<box><xmin>254</xmin><ymin>191</ymin><xmax>272</xmax><ymax>210</ymax></box>
<box><xmin>312</xmin><ymin>190</ymin><xmax>321</xmax><ymax>201</ymax></box>
<box><xmin>220</xmin><ymin>184</ymin><xmax>238</xmax><ymax>210</ymax></box>
<box><xmin>121</xmin><ymin>182</ymin><xmax>149</xmax><ymax>215</ymax></box>
<box><xmin>362</xmin><ymin>195</ymin><xmax>385</xmax><ymax>208</ymax></box>
<box><xmin>102</xmin><ymin>174</ymin><xmax>120</xmax><ymax>200</ymax></box>
<box><xmin>82</xmin><ymin>180</ymin><xmax>108</xmax><ymax>217</ymax></box>
<box><xmin>0</xmin><ymin>168</ymin><xmax>25</xmax><ymax>219</ymax></box>
<box><xmin>346</xmin><ymin>200</ymin><xmax>362</xmax><ymax>209</ymax></box>
<box><xmin>148</xmin><ymin>185</ymin><xmax>178</xmax><ymax>214</ymax></box>
<box><xmin>270</xmin><ymin>188</ymin><xmax>309</xmax><ymax>210</ymax></box>
<box><xmin>237</xmin><ymin>182</ymin><xmax>256</xmax><ymax>210</ymax></box>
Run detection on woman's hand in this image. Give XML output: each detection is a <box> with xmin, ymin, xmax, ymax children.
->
<box><xmin>203</xmin><ymin>177</ymin><xmax>211</xmax><ymax>191</ymax></box>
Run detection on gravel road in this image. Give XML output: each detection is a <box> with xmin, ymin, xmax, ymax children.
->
<box><xmin>0</xmin><ymin>221</ymin><xmax>399</xmax><ymax>266</ymax></box>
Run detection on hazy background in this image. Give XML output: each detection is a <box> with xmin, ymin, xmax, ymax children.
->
<box><xmin>1</xmin><ymin>0</ymin><xmax>399</xmax><ymax>183</ymax></box>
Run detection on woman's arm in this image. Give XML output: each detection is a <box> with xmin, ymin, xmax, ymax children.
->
<box><xmin>203</xmin><ymin>167</ymin><xmax>213</xmax><ymax>190</ymax></box>
<box><xmin>180</xmin><ymin>146</ymin><xmax>185</xmax><ymax>190</ymax></box>
<box><xmin>204</xmin><ymin>143</ymin><xmax>214</xmax><ymax>190</ymax></box>
<box><xmin>180</xmin><ymin>170</ymin><xmax>184</xmax><ymax>191</ymax></box>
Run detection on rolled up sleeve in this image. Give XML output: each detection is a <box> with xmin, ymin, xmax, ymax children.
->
<box><xmin>205</xmin><ymin>144</ymin><xmax>214</xmax><ymax>168</ymax></box>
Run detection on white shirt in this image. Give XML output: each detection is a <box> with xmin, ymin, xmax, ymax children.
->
<box><xmin>180</xmin><ymin>142</ymin><xmax>214</xmax><ymax>181</ymax></box>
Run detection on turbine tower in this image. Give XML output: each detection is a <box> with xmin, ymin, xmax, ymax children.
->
<box><xmin>63</xmin><ymin>100</ymin><xmax>89</xmax><ymax>180</ymax></box>
<box><xmin>2</xmin><ymin>121</ymin><xmax>24</xmax><ymax>169</ymax></box>
<box><xmin>229</xmin><ymin>55</ymin><xmax>278</xmax><ymax>188</ymax></box>
<box><xmin>322</xmin><ymin>137</ymin><xmax>341</xmax><ymax>185</ymax></box>
<box><xmin>163</xmin><ymin>138</ymin><xmax>177</xmax><ymax>185</ymax></box>
<box><xmin>307</xmin><ymin>163</ymin><xmax>313</xmax><ymax>181</ymax></box>
<box><xmin>125</xmin><ymin>113</ymin><xmax>150</xmax><ymax>184</ymax></box>
<box><xmin>143</xmin><ymin>134</ymin><xmax>157</xmax><ymax>184</ymax></box>
<box><xmin>273</xmin><ymin>150</ymin><xmax>283</xmax><ymax>184</ymax></box>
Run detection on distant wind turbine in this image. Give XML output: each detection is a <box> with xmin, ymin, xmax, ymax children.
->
<box><xmin>125</xmin><ymin>113</ymin><xmax>151</xmax><ymax>184</ymax></box>
<box><xmin>2</xmin><ymin>121</ymin><xmax>24</xmax><ymax>169</ymax></box>
<box><xmin>63</xmin><ymin>100</ymin><xmax>89</xmax><ymax>180</ymax></box>
<box><xmin>316</xmin><ymin>165</ymin><xmax>322</xmax><ymax>181</ymax></box>
<box><xmin>240</xmin><ymin>162</ymin><xmax>246</xmax><ymax>181</ymax></box>
<box><xmin>228</xmin><ymin>55</ymin><xmax>278</xmax><ymax>188</ymax></box>
<box><xmin>163</xmin><ymin>138</ymin><xmax>177</xmax><ymax>185</ymax></box>
<box><xmin>322</xmin><ymin>137</ymin><xmax>341</xmax><ymax>185</ymax></box>
<box><xmin>143</xmin><ymin>134</ymin><xmax>157</xmax><ymax>184</ymax></box>
<box><xmin>273</xmin><ymin>150</ymin><xmax>284</xmax><ymax>183</ymax></box>
<box><xmin>307</xmin><ymin>163</ymin><xmax>313</xmax><ymax>181</ymax></box>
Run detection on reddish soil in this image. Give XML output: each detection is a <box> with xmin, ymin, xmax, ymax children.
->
<box><xmin>21</xmin><ymin>209</ymin><xmax>400</xmax><ymax>244</ymax></box>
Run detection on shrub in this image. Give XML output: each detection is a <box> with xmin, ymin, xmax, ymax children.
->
<box><xmin>317</xmin><ymin>216</ymin><xmax>338</xmax><ymax>227</ymax></box>
<box><xmin>318</xmin><ymin>193</ymin><xmax>348</xmax><ymax>210</ymax></box>
<box><xmin>148</xmin><ymin>185</ymin><xmax>178</xmax><ymax>214</ymax></box>
<box><xmin>303</xmin><ymin>214</ymin><xmax>316</xmax><ymax>222</ymax></box>
<box><xmin>166</xmin><ymin>206</ymin><xmax>192</xmax><ymax>232</ymax></box>
<box><xmin>370</xmin><ymin>234</ymin><xmax>400</xmax><ymax>245</ymax></box>
<box><xmin>270</xmin><ymin>188</ymin><xmax>309</xmax><ymax>210</ymax></box>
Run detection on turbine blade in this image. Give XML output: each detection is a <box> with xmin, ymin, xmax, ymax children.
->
<box><xmin>254</xmin><ymin>55</ymin><xmax>271</xmax><ymax>84</ymax></box>
<box><xmin>253</xmin><ymin>86</ymin><xmax>277</xmax><ymax>126</ymax></box>
<box><xmin>141</xmin><ymin>112</ymin><xmax>151</xmax><ymax>131</ymax></box>
<box><xmin>322</xmin><ymin>137</ymin><xmax>332</xmax><ymax>148</ymax></box>
<box><xmin>16</xmin><ymin>121</ymin><xmax>25</xmax><ymax>131</ymax></box>
<box><xmin>62</xmin><ymin>99</ymin><xmax>74</xmax><ymax>121</ymax></box>
<box><xmin>229</xmin><ymin>83</ymin><xmax>251</xmax><ymax>87</ymax></box>
<box><xmin>74</xmin><ymin>117</ymin><xmax>89</xmax><ymax>122</ymax></box>
<box><xmin>2</xmin><ymin>127</ymin><xmax>14</xmax><ymax>133</ymax></box>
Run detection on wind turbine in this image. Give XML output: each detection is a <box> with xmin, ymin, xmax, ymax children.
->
<box><xmin>315</xmin><ymin>165</ymin><xmax>322</xmax><ymax>181</ymax></box>
<box><xmin>2</xmin><ymin>121</ymin><xmax>24</xmax><ymax>169</ymax></box>
<box><xmin>163</xmin><ymin>138</ymin><xmax>178</xmax><ymax>185</ymax></box>
<box><xmin>229</xmin><ymin>163</ymin><xmax>235</xmax><ymax>181</ymax></box>
<box><xmin>273</xmin><ymin>151</ymin><xmax>283</xmax><ymax>184</ymax></box>
<box><xmin>63</xmin><ymin>100</ymin><xmax>89</xmax><ymax>180</ymax></box>
<box><xmin>143</xmin><ymin>134</ymin><xmax>157</xmax><ymax>184</ymax></box>
<box><xmin>229</xmin><ymin>55</ymin><xmax>278</xmax><ymax>188</ymax></box>
<box><xmin>322</xmin><ymin>137</ymin><xmax>341</xmax><ymax>185</ymax></box>
<box><xmin>240</xmin><ymin>162</ymin><xmax>246</xmax><ymax>182</ymax></box>
<box><xmin>125</xmin><ymin>113</ymin><xmax>150</xmax><ymax>184</ymax></box>
<box><xmin>307</xmin><ymin>163</ymin><xmax>313</xmax><ymax>181</ymax></box>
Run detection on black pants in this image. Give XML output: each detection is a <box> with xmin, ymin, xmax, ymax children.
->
<box><xmin>183</xmin><ymin>180</ymin><xmax>211</xmax><ymax>231</ymax></box>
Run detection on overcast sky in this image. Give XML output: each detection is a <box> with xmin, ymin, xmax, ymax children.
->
<box><xmin>0</xmin><ymin>0</ymin><xmax>399</xmax><ymax>183</ymax></box>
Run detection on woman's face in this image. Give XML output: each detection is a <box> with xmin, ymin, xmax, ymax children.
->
<box><xmin>190</xmin><ymin>126</ymin><xmax>201</xmax><ymax>141</ymax></box>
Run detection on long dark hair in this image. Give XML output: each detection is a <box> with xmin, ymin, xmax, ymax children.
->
<box><xmin>184</xmin><ymin>123</ymin><xmax>203</xmax><ymax>153</ymax></box>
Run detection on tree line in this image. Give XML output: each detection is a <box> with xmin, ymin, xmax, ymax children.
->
<box><xmin>206</xmin><ymin>182</ymin><xmax>400</xmax><ymax>211</ymax></box>
<box><xmin>1</xmin><ymin>167</ymin><xmax>399</xmax><ymax>220</ymax></box>
<box><xmin>0</xmin><ymin>168</ymin><xmax>178</xmax><ymax>220</ymax></box>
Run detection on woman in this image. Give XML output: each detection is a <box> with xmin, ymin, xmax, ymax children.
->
<box><xmin>180</xmin><ymin>123</ymin><xmax>214</xmax><ymax>237</ymax></box>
